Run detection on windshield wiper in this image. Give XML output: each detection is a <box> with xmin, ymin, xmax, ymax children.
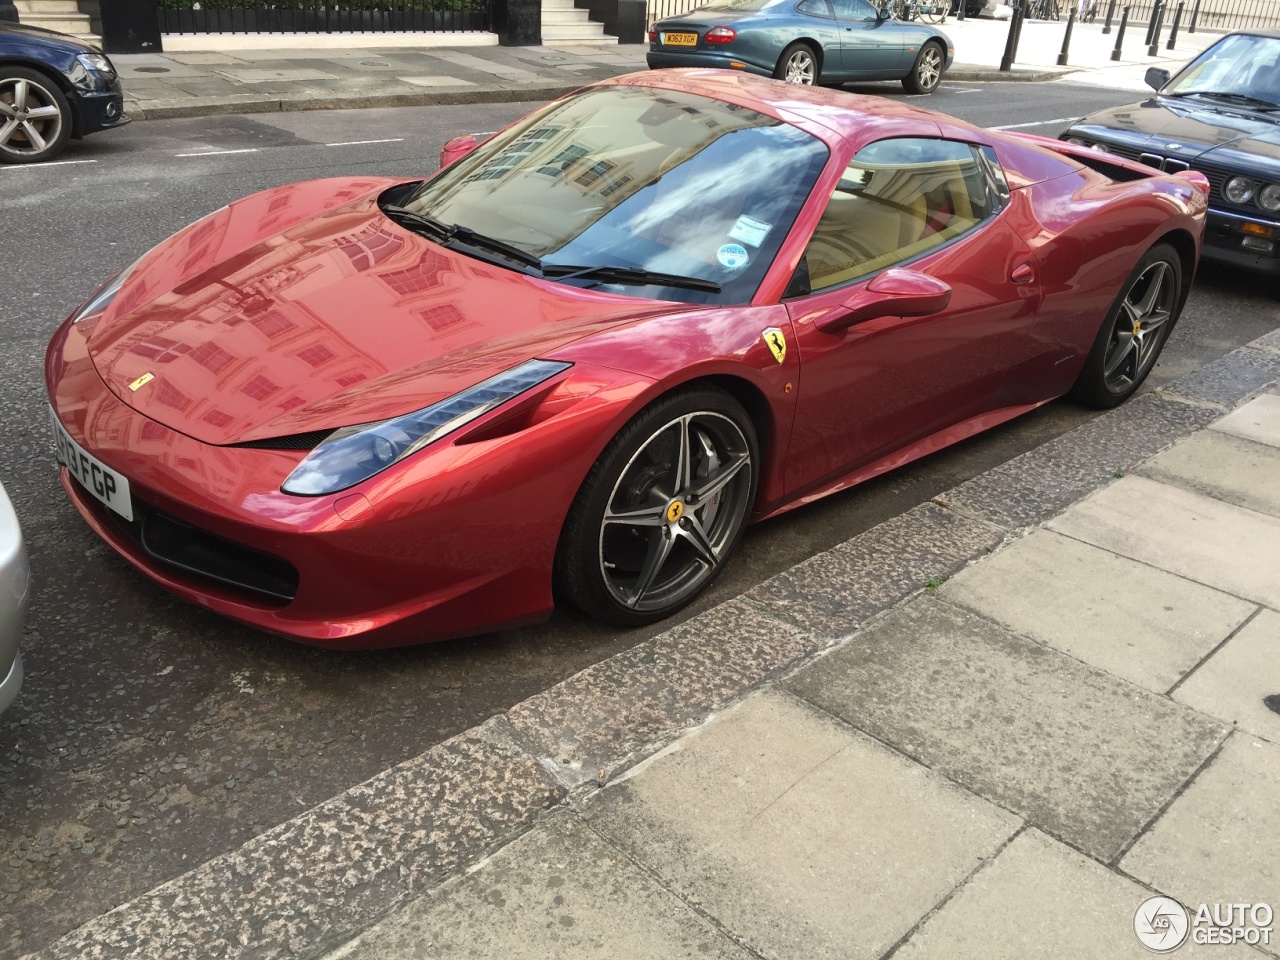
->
<box><xmin>1179</xmin><ymin>91</ymin><xmax>1280</xmax><ymax>110</ymax></box>
<box><xmin>382</xmin><ymin>205</ymin><xmax>543</xmax><ymax>271</ymax></box>
<box><xmin>541</xmin><ymin>263</ymin><xmax>722</xmax><ymax>294</ymax></box>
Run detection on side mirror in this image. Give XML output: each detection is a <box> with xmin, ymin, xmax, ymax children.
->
<box><xmin>1145</xmin><ymin>66</ymin><xmax>1170</xmax><ymax>91</ymax></box>
<box><xmin>814</xmin><ymin>268</ymin><xmax>952</xmax><ymax>333</ymax></box>
<box><xmin>439</xmin><ymin>134</ymin><xmax>481</xmax><ymax>169</ymax></box>
<box><xmin>878</xmin><ymin>3</ymin><xmax>892</xmax><ymax>16</ymax></box>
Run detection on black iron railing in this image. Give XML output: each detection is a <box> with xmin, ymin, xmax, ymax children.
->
<box><xmin>158</xmin><ymin>0</ymin><xmax>490</xmax><ymax>34</ymax></box>
<box><xmin>1025</xmin><ymin>0</ymin><xmax>1280</xmax><ymax>28</ymax></box>
<box><xmin>645</xmin><ymin>0</ymin><xmax>706</xmax><ymax>24</ymax></box>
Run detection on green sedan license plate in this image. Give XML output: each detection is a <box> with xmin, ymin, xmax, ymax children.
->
<box><xmin>663</xmin><ymin>31</ymin><xmax>698</xmax><ymax>46</ymax></box>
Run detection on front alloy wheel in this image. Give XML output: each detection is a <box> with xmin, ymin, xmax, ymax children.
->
<box><xmin>0</xmin><ymin>68</ymin><xmax>71</xmax><ymax>164</ymax></box>
<box><xmin>903</xmin><ymin>42</ymin><xmax>944</xmax><ymax>93</ymax></box>
<box><xmin>556</xmin><ymin>388</ymin><xmax>758</xmax><ymax>626</ymax></box>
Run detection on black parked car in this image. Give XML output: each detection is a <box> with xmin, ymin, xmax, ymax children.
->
<box><xmin>1061</xmin><ymin>31</ymin><xmax>1280</xmax><ymax>276</ymax></box>
<box><xmin>0</xmin><ymin>21</ymin><xmax>128</xmax><ymax>164</ymax></box>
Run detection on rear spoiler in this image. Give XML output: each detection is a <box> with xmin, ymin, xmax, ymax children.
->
<box><xmin>1002</xmin><ymin>130</ymin><xmax>1212</xmax><ymax>195</ymax></box>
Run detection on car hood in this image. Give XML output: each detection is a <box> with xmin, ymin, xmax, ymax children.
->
<box><xmin>0</xmin><ymin>21</ymin><xmax>100</xmax><ymax>54</ymax></box>
<box><xmin>1075</xmin><ymin>96</ymin><xmax>1280</xmax><ymax>176</ymax></box>
<box><xmin>84</xmin><ymin>180</ymin><xmax>673</xmax><ymax>446</ymax></box>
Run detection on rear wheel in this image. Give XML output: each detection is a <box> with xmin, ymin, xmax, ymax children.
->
<box><xmin>555</xmin><ymin>387</ymin><xmax>758</xmax><ymax>627</ymax></box>
<box><xmin>1070</xmin><ymin>243</ymin><xmax>1183</xmax><ymax>409</ymax></box>
<box><xmin>0</xmin><ymin>67</ymin><xmax>71</xmax><ymax>165</ymax></box>
<box><xmin>902</xmin><ymin>41</ymin><xmax>945</xmax><ymax>94</ymax></box>
<box><xmin>774</xmin><ymin>42</ymin><xmax>819</xmax><ymax>85</ymax></box>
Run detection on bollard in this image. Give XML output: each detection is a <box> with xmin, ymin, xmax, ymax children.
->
<box><xmin>958</xmin><ymin>0</ymin><xmax>965</xmax><ymax>21</ymax></box>
<box><xmin>1057</xmin><ymin>8</ymin><xmax>1076</xmax><ymax>64</ymax></box>
<box><xmin>1147</xmin><ymin>0</ymin><xmax>1166</xmax><ymax>55</ymax></box>
<box><xmin>1166</xmin><ymin>0</ymin><xmax>1183</xmax><ymax>47</ymax></box>
<box><xmin>999</xmin><ymin>2</ymin><xmax>1024</xmax><ymax>70</ymax></box>
<box><xmin>1013</xmin><ymin>0</ymin><xmax>1027</xmax><ymax>51</ymax></box>
<box><xmin>1102</xmin><ymin>0</ymin><xmax>1116</xmax><ymax>31</ymax></box>
<box><xmin>1111</xmin><ymin>5</ymin><xmax>1129</xmax><ymax>59</ymax></box>
<box><xmin>1144</xmin><ymin>0</ymin><xmax>1161</xmax><ymax>44</ymax></box>
<box><xmin>1187</xmin><ymin>0</ymin><xmax>1199</xmax><ymax>30</ymax></box>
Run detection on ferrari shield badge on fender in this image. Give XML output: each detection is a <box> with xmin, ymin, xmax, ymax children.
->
<box><xmin>762</xmin><ymin>328</ymin><xmax>786</xmax><ymax>364</ymax></box>
<box><xmin>128</xmin><ymin>373</ymin><xmax>155</xmax><ymax>392</ymax></box>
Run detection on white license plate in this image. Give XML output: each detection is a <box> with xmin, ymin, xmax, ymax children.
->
<box><xmin>49</xmin><ymin>407</ymin><xmax>133</xmax><ymax>522</ymax></box>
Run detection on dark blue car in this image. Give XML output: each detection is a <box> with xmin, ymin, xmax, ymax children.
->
<box><xmin>647</xmin><ymin>0</ymin><xmax>954</xmax><ymax>94</ymax></box>
<box><xmin>1063</xmin><ymin>31</ymin><xmax>1280</xmax><ymax>276</ymax></box>
<box><xmin>0</xmin><ymin>20</ymin><xmax>128</xmax><ymax>164</ymax></box>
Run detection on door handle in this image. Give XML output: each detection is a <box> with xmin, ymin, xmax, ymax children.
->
<box><xmin>1011</xmin><ymin>262</ymin><xmax>1035</xmax><ymax>284</ymax></box>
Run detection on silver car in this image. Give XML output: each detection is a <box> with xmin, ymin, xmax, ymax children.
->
<box><xmin>0</xmin><ymin>480</ymin><xmax>28</xmax><ymax>714</ymax></box>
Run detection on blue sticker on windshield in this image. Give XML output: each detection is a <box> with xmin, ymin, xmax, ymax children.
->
<box><xmin>717</xmin><ymin>243</ymin><xmax>749</xmax><ymax>270</ymax></box>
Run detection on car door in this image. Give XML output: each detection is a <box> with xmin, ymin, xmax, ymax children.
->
<box><xmin>830</xmin><ymin>0</ymin><xmax>905</xmax><ymax>76</ymax></box>
<box><xmin>782</xmin><ymin>136</ymin><xmax>1042</xmax><ymax>496</ymax></box>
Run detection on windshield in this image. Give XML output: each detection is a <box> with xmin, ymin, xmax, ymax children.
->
<box><xmin>401</xmin><ymin>85</ymin><xmax>829</xmax><ymax>304</ymax></box>
<box><xmin>698</xmin><ymin>0</ymin><xmax>786</xmax><ymax>12</ymax></box>
<box><xmin>1165</xmin><ymin>33</ymin><xmax>1280</xmax><ymax>105</ymax></box>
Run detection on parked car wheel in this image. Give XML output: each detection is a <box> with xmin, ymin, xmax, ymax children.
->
<box><xmin>1070</xmin><ymin>243</ymin><xmax>1183</xmax><ymax>408</ymax></box>
<box><xmin>555</xmin><ymin>386</ymin><xmax>758</xmax><ymax>626</ymax></box>
<box><xmin>902</xmin><ymin>40</ymin><xmax>945</xmax><ymax>94</ymax></box>
<box><xmin>774</xmin><ymin>42</ymin><xmax>819</xmax><ymax>85</ymax></box>
<box><xmin>0</xmin><ymin>66</ymin><xmax>72</xmax><ymax>164</ymax></box>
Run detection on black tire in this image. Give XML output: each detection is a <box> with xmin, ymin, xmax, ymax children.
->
<box><xmin>555</xmin><ymin>386</ymin><xmax>759</xmax><ymax>627</ymax></box>
<box><xmin>774</xmin><ymin>41</ymin><xmax>819</xmax><ymax>85</ymax></box>
<box><xmin>902</xmin><ymin>40</ymin><xmax>945</xmax><ymax>94</ymax></box>
<box><xmin>0</xmin><ymin>66</ymin><xmax>72</xmax><ymax>165</ymax></box>
<box><xmin>1070</xmin><ymin>242</ymin><xmax>1184</xmax><ymax>409</ymax></box>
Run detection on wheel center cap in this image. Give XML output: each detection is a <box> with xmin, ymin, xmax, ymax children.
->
<box><xmin>1132</xmin><ymin>320</ymin><xmax>1142</xmax><ymax>337</ymax></box>
<box><xmin>666</xmin><ymin>500</ymin><xmax>685</xmax><ymax>523</ymax></box>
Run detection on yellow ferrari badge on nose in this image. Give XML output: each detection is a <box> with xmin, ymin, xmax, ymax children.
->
<box><xmin>667</xmin><ymin>500</ymin><xmax>685</xmax><ymax>522</ymax></box>
<box><xmin>128</xmin><ymin>372</ymin><xmax>155</xmax><ymax>392</ymax></box>
<box><xmin>762</xmin><ymin>328</ymin><xmax>786</xmax><ymax>364</ymax></box>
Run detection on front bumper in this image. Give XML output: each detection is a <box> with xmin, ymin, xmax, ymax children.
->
<box><xmin>46</xmin><ymin>318</ymin><xmax>654</xmax><ymax>649</ymax></box>
<box><xmin>75</xmin><ymin>86</ymin><xmax>131</xmax><ymax>138</ymax></box>
<box><xmin>1202</xmin><ymin>207</ymin><xmax>1280</xmax><ymax>276</ymax></box>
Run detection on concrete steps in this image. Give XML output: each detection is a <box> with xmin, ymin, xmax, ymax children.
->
<box><xmin>16</xmin><ymin>0</ymin><xmax>100</xmax><ymax>44</ymax></box>
<box><xmin>541</xmin><ymin>0</ymin><xmax>617</xmax><ymax>43</ymax></box>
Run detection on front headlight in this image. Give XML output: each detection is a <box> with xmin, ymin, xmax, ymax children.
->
<box><xmin>1259</xmin><ymin>183</ymin><xmax>1280</xmax><ymax>213</ymax></box>
<box><xmin>77</xmin><ymin>53</ymin><xmax>116</xmax><ymax>77</ymax></box>
<box><xmin>281</xmin><ymin>359</ymin><xmax>572</xmax><ymax>496</ymax></box>
<box><xmin>70</xmin><ymin>254</ymin><xmax>145</xmax><ymax>323</ymax></box>
<box><xmin>1225</xmin><ymin>176</ymin><xmax>1256</xmax><ymax>204</ymax></box>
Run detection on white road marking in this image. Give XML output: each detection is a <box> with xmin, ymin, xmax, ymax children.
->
<box><xmin>1</xmin><ymin>158</ymin><xmax>98</xmax><ymax>170</ymax></box>
<box><xmin>175</xmin><ymin>148</ymin><xmax>260</xmax><ymax>157</ymax></box>
<box><xmin>991</xmin><ymin>116</ymin><xmax>1080</xmax><ymax>130</ymax></box>
<box><xmin>325</xmin><ymin>138</ymin><xmax>405</xmax><ymax>146</ymax></box>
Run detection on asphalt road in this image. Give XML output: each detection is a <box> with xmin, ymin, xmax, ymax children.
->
<box><xmin>2</xmin><ymin>78</ymin><xmax>1278</xmax><ymax>959</ymax></box>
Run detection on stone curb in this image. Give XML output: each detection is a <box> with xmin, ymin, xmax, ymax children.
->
<box><xmin>118</xmin><ymin>63</ymin><xmax>1070</xmax><ymax>123</ymax></box>
<box><xmin>125</xmin><ymin>83</ymin><xmax>586</xmax><ymax>121</ymax></box>
<box><xmin>24</xmin><ymin>335</ymin><xmax>1280</xmax><ymax>960</ymax></box>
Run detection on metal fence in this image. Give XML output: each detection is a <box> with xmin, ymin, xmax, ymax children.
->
<box><xmin>158</xmin><ymin>0</ymin><xmax>491</xmax><ymax>34</ymax></box>
<box><xmin>1024</xmin><ymin>0</ymin><xmax>1280</xmax><ymax>27</ymax></box>
<box><xmin>645</xmin><ymin>0</ymin><xmax>707</xmax><ymax>23</ymax></box>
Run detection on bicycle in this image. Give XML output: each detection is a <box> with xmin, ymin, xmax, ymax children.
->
<box><xmin>1027</xmin><ymin>0</ymin><xmax>1060</xmax><ymax>19</ymax></box>
<box><xmin>1079</xmin><ymin>0</ymin><xmax>1099</xmax><ymax>20</ymax></box>
<box><xmin>891</xmin><ymin>0</ymin><xmax>947</xmax><ymax>21</ymax></box>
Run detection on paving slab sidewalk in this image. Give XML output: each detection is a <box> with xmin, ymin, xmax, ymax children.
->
<box><xmin>110</xmin><ymin>15</ymin><xmax>1219</xmax><ymax>121</ymax></box>
<box><xmin>22</xmin><ymin>323</ymin><xmax>1280</xmax><ymax>960</ymax></box>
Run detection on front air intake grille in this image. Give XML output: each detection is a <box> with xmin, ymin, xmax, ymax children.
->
<box><xmin>139</xmin><ymin>509</ymin><xmax>299</xmax><ymax>602</ymax></box>
<box><xmin>232</xmin><ymin>430</ymin><xmax>333</xmax><ymax>451</ymax></box>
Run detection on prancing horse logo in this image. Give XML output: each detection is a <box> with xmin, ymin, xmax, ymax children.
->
<box><xmin>762</xmin><ymin>327</ymin><xmax>787</xmax><ymax>364</ymax></box>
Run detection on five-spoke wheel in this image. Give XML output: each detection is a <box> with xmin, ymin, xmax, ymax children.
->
<box><xmin>903</xmin><ymin>41</ymin><xmax>945</xmax><ymax>94</ymax></box>
<box><xmin>774</xmin><ymin>43</ymin><xmax>818</xmax><ymax>85</ymax></box>
<box><xmin>0</xmin><ymin>68</ymin><xmax>71</xmax><ymax>165</ymax></box>
<box><xmin>556</xmin><ymin>387</ymin><xmax>758</xmax><ymax>625</ymax></box>
<box><xmin>1071</xmin><ymin>242</ymin><xmax>1184</xmax><ymax>408</ymax></box>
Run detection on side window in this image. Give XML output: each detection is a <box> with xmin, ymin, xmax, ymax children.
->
<box><xmin>794</xmin><ymin>137</ymin><xmax>1006</xmax><ymax>296</ymax></box>
<box><xmin>830</xmin><ymin>0</ymin><xmax>878</xmax><ymax>19</ymax></box>
<box><xmin>797</xmin><ymin>0</ymin><xmax>835</xmax><ymax>16</ymax></box>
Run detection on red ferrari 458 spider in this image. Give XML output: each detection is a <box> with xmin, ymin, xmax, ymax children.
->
<box><xmin>46</xmin><ymin>70</ymin><xmax>1208</xmax><ymax>649</ymax></box>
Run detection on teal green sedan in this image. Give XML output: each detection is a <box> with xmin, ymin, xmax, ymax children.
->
<box><xmin>647</xmin><ymin>0</ymin><xmax>954</xmax><ymax>94</ymax></box>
